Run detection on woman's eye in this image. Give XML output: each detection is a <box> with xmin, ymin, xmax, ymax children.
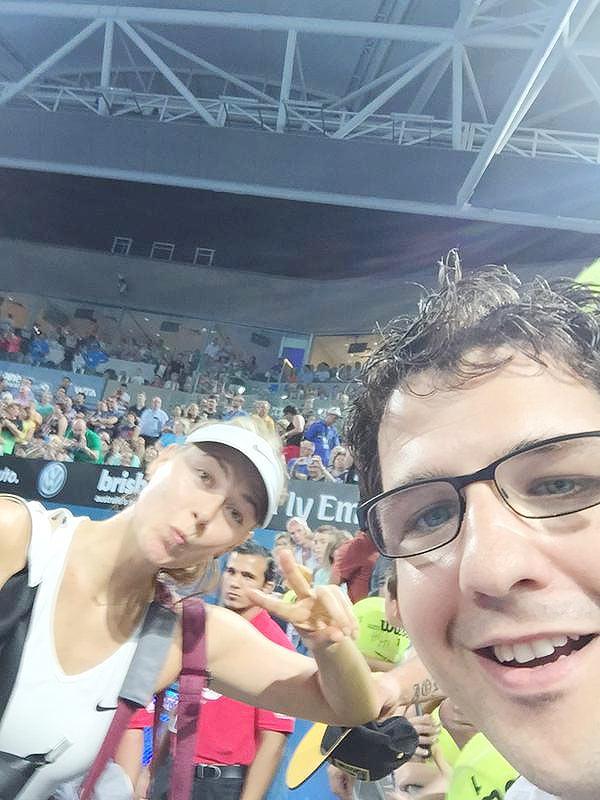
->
<box><xmin>197</xmin><ymin>469</ymin><xmax>213</xmax><ymax>484</ymax></box>
<box><xmin>227</xmin><ymin>506</ymin><xmax>244</xmax><ymax>525</ymax></box>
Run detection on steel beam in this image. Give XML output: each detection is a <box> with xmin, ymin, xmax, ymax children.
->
<box><xmin>344</xmin><ymin>0</ymin><xmax>412</xmax><ymax>105</ymax></box>
<box><xmin>329</xmin><ymin>52</ymin><xmax>425</xmax><ymax>111</ymax></box>
<box><xmin>277</xmin><ymin>30</ymin><xmax>297</xmax><ymax>133</ymax></box>
<box><xmin>332</xmin><ymin>43</ymin><xmax>450</xmax><ymax>139</ymax></box>
<box><xmin>463</xmin><ymin>49</ymin><xmax>488</xmax><ymax>122</ymax></box>
<box><xmin>496</xmin><ymin>46</ymin><xmax>564</xmax><ymax>153</ymax></box>
<box><xmin>452</xmin><ymin>44</ymin><xmax>463</xmax><ymax>148</ymax></box>
<box><xmin>569</xmin><ymin>0</ymin><xmax>600</xmax><ymax>42</ymax></box>
<box><xmin>99</xmin><ymin>20</ymin><xmax>114</xmax><ymax>116</ymax></box>
<box><xmin>0</xmin><ymin>19</ymin><xmax>103</xmax><ymax>108</ymax></box>
<box><xmin>407</xmin><ymin>50</ymin><xmax>452</xmax><ymax>115</ymax></box>
<box><xmin>116</xmin><ymin>21</ymin><xmax>217</xmax><ymax>126</ymax></box>
<box><xmin>569</xmin><ymin>52</ymin><xmax>600</xmax><ymax>112</ymax></box>
<box><xmin>2</xmin><ymin>153</ymin><xmax>600</xmax><ymax>234</ymax></box>
<box><xmin>456</xmin><ymin>0</ymin><xmax>580</xmax><ymax>207</ymax></box>
<box><xmin>0</xmin><ymin>3</ymin><xmax>538</xmax><ymax>50</ymax></box>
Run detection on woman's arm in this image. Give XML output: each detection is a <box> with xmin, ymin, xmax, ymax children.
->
<box><xmin>0</xmin><ymin>497</ymin><xmax>31</xmax><ymax>589</ymax></box>
<box><xmin>206</xmin><ymin>602</ymin><xmax>379</xmax><ymax>727</ymax></box>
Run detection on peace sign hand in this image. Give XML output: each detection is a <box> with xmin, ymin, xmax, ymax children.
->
<box><xmin>248</xmin><ymin>550</ymin><xmax>358</xmax><ymax>650</ymax></box>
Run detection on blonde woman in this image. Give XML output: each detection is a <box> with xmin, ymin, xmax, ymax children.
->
<box><xmin>0</xmin><ymin>418</ymin><xmax>419</xmax><ymax>800</ymax></box>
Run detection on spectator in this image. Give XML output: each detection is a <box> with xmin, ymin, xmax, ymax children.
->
<box><xmin>288</xmin><ymin>439</ymin><xmax>315</xmax><ymax>479</ymax></box>
<box><xmin>205</xmin><ymin>395</ymin><xmax>221</xmax><ymax>420</ymax></box>
<box><xmin>72</xmin><ymin>392</ymin><xmax>87</xmax><ymax>414</ymax></box>
<box><xmin>158</xmin><ymin>419</ymin><xmax>187</xmax><ymax>448</ymax></box>
<box><xmin>57</xmin><ymin>397</ymin><xmax>76</xmax><ymax>425</ymax></box>
<box><xmin>128</xmin><ymin>391</ymin><xmax>147</xmax><ymax>416</ymax></box>
<box><xmin>18</xmin><ymin>404</ymin><xmax>38</xmax><ymax>445</ymax></box>
<box><xmin>14</xmin><ymin>378</ymin><xmax>35</xmax><ymax>407</ymax></box>
<box><xmin>285</xmin><ymin>517</ymin><xmax>318</xmax><ymax>572</ymax></box>
<box><xmin>185</xmin><ymin>402</ymin><xmax>203</xmax><ymax>426</ymax></box>
<box><xmin>330</xmin><ymin>531</ymin><xmax>378</xmax><ymax>603</ymax></box>
<box><xmin>327</xmin><ymin>449</ymin><xmax>350</xmax><ymax>482</ymax></box>
<box><xmin>72</xmin><ymin>348</ymin><xmax>86</xmax><ymax>374</ymax></box>
<box><xmin>223</xmin><ymin>395</ymin><xmax>248</xmax><ymax>420</ymax></box>
<box><xmin>58</xmin><ymin>376</ymin><xmax>72</xmax><ymax>396</ymax></box>
<box><xmin>4</xmin><ymin>329</ymin><xmax>22</xmax><ymax>361</ymax></box>
<box><xmin>29</xmin><ymin>330</ymin><xmax>49</xmax><ymax>366</ymax></box>
<box><xmin>36</xmin><ymin>389</ymin><xmax>55</xmax><ymax>421</ymax></box>
<box><xmin>312</xmin><ymin>527</ymin><xmax>348</xmax><ymax>586</ymax></box>
<box><xmin>64</xmin><ymin>417</ymin><xmax>104</xmax><ymax>463</ymax></box>
<box><xmin>88</xmin><ymin>400</ymin><xmax>119</xmax><ymax>436</ymax></box>
<box><xmin>116</xmin><ymin>410</ymin><xmax>139</xmax><ymax>442</ymax></box>
<box><xmin>0</xmin><ymin>401</ymin><xmax>24</xmax><ymax>454</ymax></box>
<box><xmin>138</xmin><ymin>396</ymin><xmax>169</xmax><ymax>444</ymax></box>
<box><xmin>252</xmin><ymin>400</ymin><xmax>275</xmax><ymax>432</ymax></box>
<box><xmin>39</xmin><ymin>403</ymin><xmax>68</xmax><ymax>439</ymax></box>
<box><xmin>303</xmin><ymin>407</ymin><xmax>341</xmax><ymax>466</ymax></box>
<box><xmin>281</xmin><ymin>405</ymin><xmax>305</xmax><ymax>461</ymax></box>
<box><xmin>304</xmin><ymin>454</ymin><xmax>330</xmax><ymax>482</ymax></box>
<box><xmin>153</xmin><ymin>541</ymin><xmax>297</xmax><ymax>800</ymax></box>
<box><xmin>142</xmin><ymin>444</ymin><xmax>159</xmax><ymax>469</ymax></box>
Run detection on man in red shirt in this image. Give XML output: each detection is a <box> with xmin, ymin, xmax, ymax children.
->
<box><xmin>330</xmin><ymin>531</ymin><xmax>378</xmax><ymax>603</ymax></box>
<box><xmin>171</xmin><ymin>540</ymin><xmax>295</xmax><ymax>800</ymax></box>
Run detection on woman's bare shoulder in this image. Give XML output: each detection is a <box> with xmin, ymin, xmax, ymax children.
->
<box><xmin>0</xmin><ymin>496</ymin><xmax>32</xmax><ymax>583</ymax></box>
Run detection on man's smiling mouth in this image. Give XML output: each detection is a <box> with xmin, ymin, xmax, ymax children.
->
<box><xmin>478</xmin><ymin>633</ymin><xmax>596</xmax><ymax>669</ymax></box>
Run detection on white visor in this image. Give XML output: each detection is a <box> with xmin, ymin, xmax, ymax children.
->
<box><xmin>185</xmin><ymin>423</ymin><xmax>284</xmax><ymax>528</ymax></box>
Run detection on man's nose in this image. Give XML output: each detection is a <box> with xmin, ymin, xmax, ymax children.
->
<box><xmin>458</xmin><ymin>482</ymin><xmax>553</xmax><ymax>601</ymax></box>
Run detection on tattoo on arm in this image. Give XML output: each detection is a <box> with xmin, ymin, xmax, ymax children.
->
<box><xmin>409</xmin><ymin>678</ymin><xmax>439</xmax><ymax>704</ymax></box>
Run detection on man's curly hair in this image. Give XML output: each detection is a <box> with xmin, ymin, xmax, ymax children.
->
<box><xmin>346</xmin><ymin>250</ymin><xmax>600</xmax><ymax>501</ymax></box>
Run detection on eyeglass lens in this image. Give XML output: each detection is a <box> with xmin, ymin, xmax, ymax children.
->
<box><xmin>369</xmin><ymin>435</ymin><xmax>600</xmax><ymax>557</ymax></box>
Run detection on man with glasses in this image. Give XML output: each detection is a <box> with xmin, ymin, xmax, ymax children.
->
<box><xmin>347</xmin><ymin>252</ymin><xmax>600</xmax><ymax>800</ymax></box>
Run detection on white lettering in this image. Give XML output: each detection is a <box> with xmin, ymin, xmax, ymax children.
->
<box><xmin>73</xmin><ymin>385</ymin><xmax>97</xmax><ymax>398</ymax></box>
<box><xmin>285</xmin><ymin>491</ymin><xmax>296</xmax><ymax>517</ymax></box>
<box><xmin>294</xmin><ymin>495</ymin><xmax>314</xmax><ymax>520</ymax></box>
<box><xmin>96</xmin><ymin>468</ymin><xmax>146</xmax><ymax>495</ymax></box>
<box><xmin>0</xmin><ymin>467</ymin><xmax>19</xmax><ymax>484</ymax></box>
<box><xmin>335</xmin><ymin>500</ymin><xmax>359</xmax><ymax>525</ymax></box>
<box><xmin>317</xmin><ymin>494</ymin><xmax>338</xmax><ymax>521</ymax></box>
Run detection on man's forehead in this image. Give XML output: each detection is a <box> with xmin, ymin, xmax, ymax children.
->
<box><xmin>377</xmin><ymin>356</ymin><xmax>600</xmax><ymax>489</ymax></box>
<box><xmin>227</xmin><ymin>552</ymin><xmax>263</xmax><ymax>573</ymax></box>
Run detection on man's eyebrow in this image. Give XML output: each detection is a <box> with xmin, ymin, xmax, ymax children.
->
<box><xmin>392</xmin><ymin>433</ymin><xmax>563</xmax><ymax>487</ymax></box>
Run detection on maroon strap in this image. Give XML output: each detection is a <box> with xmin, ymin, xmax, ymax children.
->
<box><xmin>78</xmin><ymin>701</ymin><xmax>138</xmax><ymax>800</ymax></box>
<box><xmin>78</xmin><ymin>594</ymin><xmax>206</xmax><ymax>800</ymax></box>
<box><xmin>169</xmin><ymin>596</ymin><xmax>207</xmax><ymax>800</ymax></box>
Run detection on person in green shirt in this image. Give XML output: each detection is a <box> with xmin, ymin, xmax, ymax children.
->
<box><xmin>0</xmin><ymin>402</ymin><xmax>23</xmax><ymax>455</ymax></box>
<box><xmin>65</xmin><ymin>418</ymin><xmax>104</xmax><ymax>463</ymax></box>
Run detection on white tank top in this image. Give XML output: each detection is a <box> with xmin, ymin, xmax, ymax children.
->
<box><xmin>505</xmin><ymin>777</ymin><xmax>560</xmax><ymax>800</ymax></box>
<box><xmin>0</xmin><ymin>502</ymin><xmax>146</xmax><ymax>800</ymax></box>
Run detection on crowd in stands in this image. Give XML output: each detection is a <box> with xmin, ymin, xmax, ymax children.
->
<box><xmin>0</xmin><ymin>369</ymin><xmax>360</xmax><ymax>488</ymax></box>
<box><xmin>0</xmin><ymin>315</ymin><xmax>365</xmax><ymax>392</ymax></box>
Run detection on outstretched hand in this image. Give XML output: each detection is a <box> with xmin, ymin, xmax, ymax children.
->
<box><xmin>248</xmin><ymin>549</ymin><xmax>358</xmax><ymax>649</ymax></box>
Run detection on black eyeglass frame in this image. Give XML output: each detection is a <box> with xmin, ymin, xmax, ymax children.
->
<box><xmin>359</xmin><ymin>430</ymin><xmax>600</xmax><ymax>558</ymax></box>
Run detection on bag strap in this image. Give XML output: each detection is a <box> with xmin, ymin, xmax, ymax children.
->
<box><xmin>168</xmin><ymin>596</ymin><xmax>208</xmax><ymax>800</ymax></box>
<box><xmin>78</xmin><ymin>599</ymin><xmax>178</xmax><ymax>800</ymax></box>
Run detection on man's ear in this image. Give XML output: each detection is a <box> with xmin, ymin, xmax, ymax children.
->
<box><xmin>261</xmin><ymin>579</ymin><xmax>276</xmax><ymax>595</ymax></box>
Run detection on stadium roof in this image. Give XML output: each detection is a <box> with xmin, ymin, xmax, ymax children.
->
<box><xmin>1</xmin><ymin>0</ymin><xmax>600</xmax><ymax>280</ymax></box>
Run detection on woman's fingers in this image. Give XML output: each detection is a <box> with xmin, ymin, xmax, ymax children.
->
<box><xmin>247</xmin><ymin>588</ymin><xmax>296</xmax><ymax>620</ymax></box>
<box><xmin>279</xmin><ymin>549</ymin><xmax>313</xmax><ymax>598</ymax></box>
<box><xmin>312</xmin><ymin>586</ymin><xmax>358</xmax><ymax>639</ymax></box>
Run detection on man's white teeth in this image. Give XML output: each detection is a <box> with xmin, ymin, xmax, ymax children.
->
<box><xmin>493</xmin><ymin>635</ymin><xmax>579</xmax><ymax>664</ymax></box>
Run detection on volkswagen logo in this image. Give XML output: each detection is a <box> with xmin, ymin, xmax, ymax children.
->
<box><xmin>37</xmin><ymin>462</ymin><xmax>68</xmax><ymax>499</ymax></box>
